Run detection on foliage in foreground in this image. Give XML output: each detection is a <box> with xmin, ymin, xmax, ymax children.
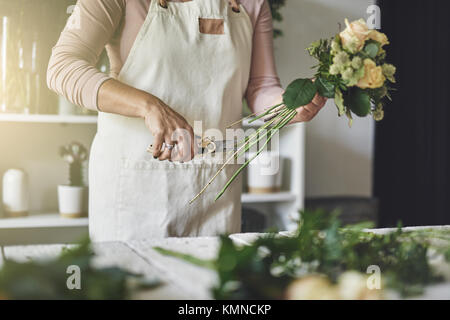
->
<box><xmin>0</xmin><ymin>239</ymin><xmax>158</xmax><ymax>300</ymax></box>
<box><xmin>157</xmin><ymin>210</ymin><xmax>450</xmax><ymax>299</ymax></box>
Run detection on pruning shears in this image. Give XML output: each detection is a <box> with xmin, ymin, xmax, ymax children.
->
<box><xmin>147</xmin><ymin>136</ymin><xmax>238</xmax><ymax>155</ymax></box>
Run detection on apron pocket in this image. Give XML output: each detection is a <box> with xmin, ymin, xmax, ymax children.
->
<box><xmin>199</xmin><ymin>18</ymin><xmax>225</xmax><ymax>35</ymax></box>
<box><xmin>116</xmin><ymin>158</ymin><xmax>241</xmax><ymax>239</ymax></box>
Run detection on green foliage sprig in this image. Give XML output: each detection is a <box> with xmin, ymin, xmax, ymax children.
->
<box><xmin>157</xmin><ymin>210</ymin><xmax>450</xmax><ymax>299</ymax></box>
<box><xmin>0</xmin><ymin>239</ymin><xmax>160</xmax><ymax>300</ymax></box>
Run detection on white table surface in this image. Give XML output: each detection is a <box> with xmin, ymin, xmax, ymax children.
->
<box><xmin>1</xmin><ymin>230</ymin><xmax>450</xmax><ymax>300</ymax></box>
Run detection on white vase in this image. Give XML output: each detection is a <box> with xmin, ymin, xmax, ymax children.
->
<box><xmin>247</xmin><ymin>151</ymin><xmax>284</xmax><ymax>194</ymax></box>
<box><xmin>2</xmin><ymin>169</ymin><xmax>29</xmax><ymax>217</ymax></box>
<box><xmin>58</xmin><ymin>185</ymin><xmax>88</xmax><ymax>218</ymax></box>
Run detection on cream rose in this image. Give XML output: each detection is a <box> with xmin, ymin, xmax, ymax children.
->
<box><xmin>357</xmin><ymin>59</ymin><xmax>385</xmax><ymax>89</ymax></box>
<box><xmin>286</xmin><ymin>276</ymin><xmax>339</xmax><ymax>300</ymax></box>
<box><xmin>368</xmin><ymin>30</ymin><xmax>389</xmax><ymax>47</ymax></box>
<box><xmin>339</xmin><ymin>18</ymin><xmax>370</xmax><ymax>53</ymax></box>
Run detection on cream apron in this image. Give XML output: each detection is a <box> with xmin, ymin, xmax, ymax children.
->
<box><xmin>89</xmin><ymin>0</ymin><xmax>253</xmax><ymax>241</ymax></box>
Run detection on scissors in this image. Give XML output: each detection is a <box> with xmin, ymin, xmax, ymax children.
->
<box><xmin>147</xmin><ymin>136</ymin><xmax>238</xmax><ymax>155</ymax></box>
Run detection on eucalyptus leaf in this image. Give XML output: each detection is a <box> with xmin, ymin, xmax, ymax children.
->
<box><xmin>315</xmin><ymin>77</ymin><xmax>335</xmax><ymax>98</ymax></box>
<box><xmin>344</xmin><ymin>88</ymin><xmax>371</xmax><ymax>117</ymax></box>
<box><xmin>364</xmin><ymin>42</ymin><xmax>379</xmax><ymax>59</ymax></box>
<box><xmin>283</xmin><ymin>78</ymin><xmax>317</xmax><ymax>110</ymax></box>
<box><xmin>334</xmin><ymin>88</ymin><xmax>345</xmax><ymax>117</ymax></box>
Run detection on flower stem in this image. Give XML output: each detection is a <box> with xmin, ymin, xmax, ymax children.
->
<box><xmin>214</xmin><ymin>109</ymin><xmax>297</xmax><ymax>201</ymax></box>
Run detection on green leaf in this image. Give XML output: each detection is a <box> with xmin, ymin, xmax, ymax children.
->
<box><xmin>154</xmin><ymin>247</ymin><xmax>216</xmax><ymax>270</ymax></box>
<box><xmin>346</xmin><ymin>108</ymin><xmax>354</xmax><ymax>127</ymax></box>
<box><xmin>283</xmin><ymin>78</ymin><xmax>317</xmax><ymax>110</ymax></box>
<box><xmin>334</xmin><ymin>88</ymin><xmax>345</xmax><ymax>117</ymax></box>
<box><xmin>315</xmin><ymin>77</ymin><xmax>335</xmax><ymax>98</ymax></box>
<box><xmin>344</xmin><ymin>88</ymin><xmax>371</xmax><ymax>117</ymax></box>
<box><xmin>364</xmin><ymin>42</ymin><xmax>379</xmax><ymax>59</ymax></box>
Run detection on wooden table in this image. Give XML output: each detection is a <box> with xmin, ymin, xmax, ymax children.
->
<box><xmin>1</xmin><ymin>232</ymin><xmax>449</xmax><ymax>300</ymax></box>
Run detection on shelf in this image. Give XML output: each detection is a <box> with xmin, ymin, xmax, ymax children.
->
<box><xmin>0</xmin><ymin>213</ymin><xmax>88</xmax><ymax>229</ymax></box>
<box><xmin>242</xmin><ymin>192</ymin><xmax>297</xmax><ymax>203</ymax></box>
<box><xmin>0</xmin><ymin>193</ymin><xmax>296</xmax><ymax>230</ymax></box>
<box><xmin>0</xmin><ymin>113</ymin><xmax>98</xmax><ymax>124</ymax></box>
<box><xmin>0</xmin><ymin>213</ymin><xmax>89</xmax><ymax>246</ymax></box>
<box><xmin>0</xmin><ymin>115</ymin><xmax>268</xmax><ymax>127</ymax></box>
<box><xmin>0</xmin><ymin>194</ymin><xmax>297</xmax><ymax>228</ymax></box>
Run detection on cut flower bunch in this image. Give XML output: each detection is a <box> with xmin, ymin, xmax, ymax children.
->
<box><xmin>191</xmin><ymin>18</ymin><xmax>396</xmax><ymax>203</ymax></box>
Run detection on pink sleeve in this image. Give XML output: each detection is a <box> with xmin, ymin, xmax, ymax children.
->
<box><xmin>245</xmin><ymin>0</ymin><xmax>284</xmax><ymax>114</ymax></box>
<box><xmin>47</xmin><ymin>0</ymin><xmax>125</xmax><ymax>110</ymax></box>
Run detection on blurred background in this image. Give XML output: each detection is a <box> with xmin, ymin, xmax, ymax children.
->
<box><xmin>0</xmin><ymin>0</ymin><xmax>448</xmax><ymax>245</ymax></box>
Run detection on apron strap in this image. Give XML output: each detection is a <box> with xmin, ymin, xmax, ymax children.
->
<box><xmin>157</xmin><ymin>0</ymin><xmax>241</xmax><ymax>13</ymax></box>
<box><xmin>229</xmin><ymin>0</ymin><xmax>241</xmax><ymax>13</ymax></box>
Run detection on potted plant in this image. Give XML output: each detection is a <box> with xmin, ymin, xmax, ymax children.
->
<box><xmin>58</xmin><ymin>142</ymin><xmax>88</xmax><ymax>218</ymax></box>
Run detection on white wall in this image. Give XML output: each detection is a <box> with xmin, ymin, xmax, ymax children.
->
<box><xmin>273</xmin><ymin>0</ymin><xmax>376</xmax><ymax>197</ymax></box>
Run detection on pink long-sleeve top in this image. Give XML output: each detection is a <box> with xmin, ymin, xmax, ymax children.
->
<box><xmin>47</xmin><ymin>0</ymin><xmax>284</xmax><ymax>112</ymax></box>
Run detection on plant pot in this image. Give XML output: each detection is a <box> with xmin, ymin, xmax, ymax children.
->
<box><xmin>247</xmin><ymin>151</ymin><xmax>283</xmax><ymax>194</ymax></box>
<box><xmin>58</xmin><ymin>185</ymin><xmax>88</xmax><ymax>218</ymax></box>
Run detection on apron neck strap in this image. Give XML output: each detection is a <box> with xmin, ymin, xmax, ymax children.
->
<box><xmin>157</xmin><ymin>0</ymin><xmax>241</xmax><ymax>13</ymax></box>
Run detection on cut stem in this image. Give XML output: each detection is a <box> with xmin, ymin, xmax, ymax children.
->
<box><xmin>189</xmin><ymin>109</ymin><xmax>287</xmax><ymax>204</ymax></box>
<box><xmin>215</xmin><ymin>109</ymin><xmax>297</xmax><ymax>201</ymax></box>
<box><xmin>226</xmin><ymin>103</ymin><xmax>282</xmax><ymax>128</ymax></box>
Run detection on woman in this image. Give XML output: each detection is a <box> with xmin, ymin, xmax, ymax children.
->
<box><xmin>47</xmin><ymin>0</ymin><xmax>326</xmax><ymax>241</ymax></box>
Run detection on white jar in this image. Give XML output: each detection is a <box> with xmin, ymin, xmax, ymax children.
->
<box><xmin>2</xmin><ymin>169</ymin><xmax>29</xmax><ymax>217</ymax></box>
<box><xmin>247</xmin><ymin>151</ymin><xmax>283</xmax><ymax>194</ymax></box>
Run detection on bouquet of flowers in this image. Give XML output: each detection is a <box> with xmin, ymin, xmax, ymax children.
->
<box><xmin>191</xmin><ymin>18</ymin><xmax>396</xmax><ymax>203</ymax></box>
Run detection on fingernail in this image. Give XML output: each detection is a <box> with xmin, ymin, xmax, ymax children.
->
<box><xmin>153</xmin><ymin>156</ymin><xmax>157</xmax><ymax>159</ymax></box>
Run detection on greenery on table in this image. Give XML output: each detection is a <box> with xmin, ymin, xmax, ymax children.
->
<box><xmin>0</xmin><ymin>239</ymin><xmax>158</xmax><ymax>300</ymax></box>
<box><xmin>156</xmin><ymin>210</ymin><xmax>450</xmax><ymax>299</ymax></box>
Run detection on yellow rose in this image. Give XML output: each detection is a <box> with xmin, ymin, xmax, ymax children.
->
<box><xmin>339</xmin><ymin>18</ymin><xmax>370</xmax><ymax>53</ymax></box>
<box><xmin>368</xmin><ymin>30</ymin><xmax>389</xmax><ymax>47</ymax></box>
<box><xmin>357</xmin><ymin>59</ymin><xmax>385</xmax><ymax>89</ymax></box>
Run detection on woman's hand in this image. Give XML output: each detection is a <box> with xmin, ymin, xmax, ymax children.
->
<box><xmin>290</xmin><ymin>93</ymin><xmax>327</xmax><ymax>124</ymax></box>
<box><xmin>264</xmin><ymin>92</ymin><xmax>327</xmax><ymax>124</ymax></box>
<box><xmin>143</xmin><ymin>98</ymin><xmax>196</xmax><ymax>162</ymax></box>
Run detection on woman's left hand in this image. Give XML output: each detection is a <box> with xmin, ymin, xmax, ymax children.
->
<box><xmin>290</xmin><ymin>93</ymin><xmax>327</xmax><ymax>124</ymax></box>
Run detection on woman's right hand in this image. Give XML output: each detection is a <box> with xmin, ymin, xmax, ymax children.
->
<box><xmin>142</xmin><ymin>97</ymin><xmax>196</xmax><ymax>162</ymax></box>
<box><xmin>97</xmin><ymin>79</ymin><xmax>195</xmax><ymax>162</ymax></box>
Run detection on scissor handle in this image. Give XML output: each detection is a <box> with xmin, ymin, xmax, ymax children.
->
<box><xmin>146</xmin><ymin>138</ymin><xmax>217</xmax><ymax>154</ymax></box>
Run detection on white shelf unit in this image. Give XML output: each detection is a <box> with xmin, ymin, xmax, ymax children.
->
<box><xmin>241</xmin><ymin>120</ymin><xmax>305</xmax><ymax>230</ymax></box>
<box><xmin>0</xmin><ymin>214</ymin><xmax>89</xmax><ymax>246</ymax></box>
<box><xmin>0</xmin><ymin>113</ymin><xmax>97</xmax><ymax>124</ymax></box>
<box><xmin>0</xmin><ymin>113</ymin><xmax>304</xmax><ymax>243</ymax></box>
<box><xmin>241</xmin><ymin>192</ymin><xmax>297</xmax><ymax>203</ymax></box>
